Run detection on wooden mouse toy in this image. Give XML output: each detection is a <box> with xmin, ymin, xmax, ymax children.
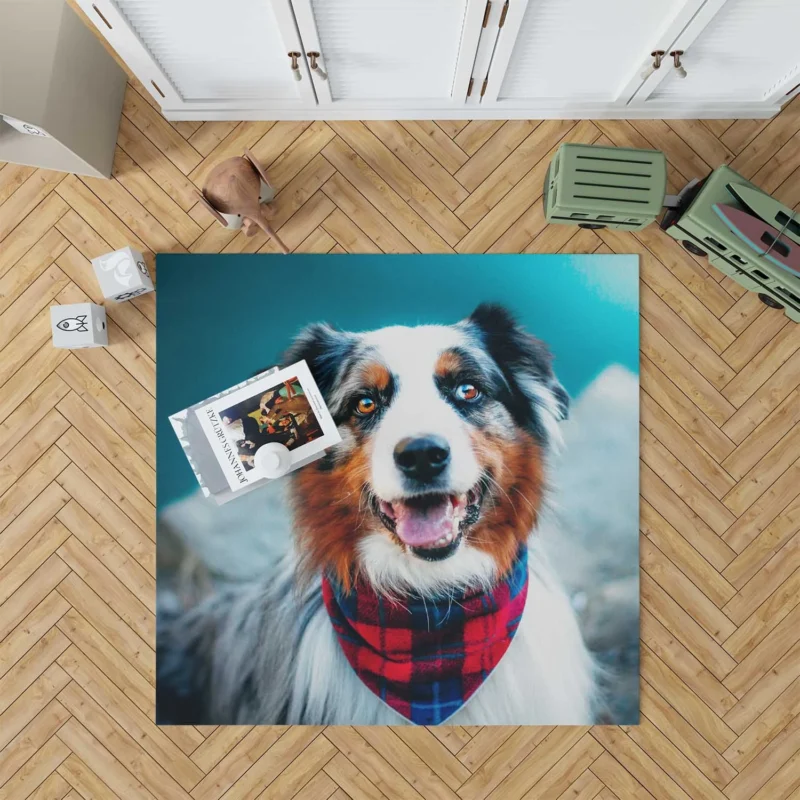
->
<box><xmin>197</xmin><ymin>149</ymin><xmax>290</xmax><ymax>254</ymax></box>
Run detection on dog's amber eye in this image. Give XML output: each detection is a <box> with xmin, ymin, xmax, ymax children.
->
<box><xmin>356</xmin><ymin>397</ymin><xmax>377</xmax><ymax>415</ymax></box>
<box><xmin>456</xmin><ymin>383</ymin><xmax>481</xmax><ymax>401</ymax></box>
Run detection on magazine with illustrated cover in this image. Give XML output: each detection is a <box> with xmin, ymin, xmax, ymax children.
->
<box><xmin>193</xmin><ymin>360</ymin><xmax>340</xmax><ymax>492</ymax></box>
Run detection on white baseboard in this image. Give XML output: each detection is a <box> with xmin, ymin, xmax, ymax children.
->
<box><xmin>163</xmin><ymin>103</ymin><xmax>781</xmax><ymax>122</ymax></box>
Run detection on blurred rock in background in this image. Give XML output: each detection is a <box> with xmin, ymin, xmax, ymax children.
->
<box><xmin>538</xmin><ymin>365</ymin><xmax>640</xmax><ymax>723</ymax></box>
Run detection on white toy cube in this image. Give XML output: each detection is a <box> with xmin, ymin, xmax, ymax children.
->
<box><xmin>51</xmin><ymin>303</ymin><xmax>108</xmax><ymax>349</ymax></box>
<box><xmin>91</xmin><ymin>246</ymin><xmax>154</xmax><ymax>302</ymax></box>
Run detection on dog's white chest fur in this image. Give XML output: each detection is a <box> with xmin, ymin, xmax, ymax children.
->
<box><xmin>285</xmin><ymin>539</ymin><xmax>595</xmax><ymax>725</ymax></box>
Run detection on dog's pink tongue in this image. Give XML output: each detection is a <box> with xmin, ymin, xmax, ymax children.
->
<box><xmin>393</xmin><ymin>497</ymin><xmax>454</xmax><ymax>547</ymax></box>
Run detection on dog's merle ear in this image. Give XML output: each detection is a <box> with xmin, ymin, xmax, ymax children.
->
<box><xmin>282</xmin><ymin>323</ymin><xmax>358</xmax><ymax>407</ymax></box>
<box><xmin>467</xmin><ymin>303</ymin><xmax>569</xmax><ymax>442</ymax></box>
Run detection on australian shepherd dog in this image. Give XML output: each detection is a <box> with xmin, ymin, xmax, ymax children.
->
<box><xmin>158</xmin><ymin>304</ymin><xmax>596</xmax><ymax>725</ymax></box>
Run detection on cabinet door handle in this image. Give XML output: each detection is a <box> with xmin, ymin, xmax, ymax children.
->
<box><xmin>307</xmin><ymin>52</ymin><xmax>328</xmax><ymax>81</ymax></box>
<box><xmin>288</xmin><ymin>51</ymin><xmax>302</xmax><ymax>81</ymax></box>
<box><xmin>640</xmin><ymin>50</ymin><xmax>665</xmax><ymax>81</ymax></box>
<box><xmin>92</xmin><ymin>4</ymin><xmax>113</xmax><ymax>29</ymax></box>
<box><xmin>670</xmin><ymin>50</ymin><xmax>687</xmax><ymax>79</ymax></box>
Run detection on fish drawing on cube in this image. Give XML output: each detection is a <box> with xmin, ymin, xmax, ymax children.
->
<box><xmin>51</xmin><ymin>303</ymin><xmax>108</xmax><ymax>349</ymax></box>
<box><xmin>92</xmin><ymin>246</ymin><xmax>154</xmax><ymax>302</ymax></box>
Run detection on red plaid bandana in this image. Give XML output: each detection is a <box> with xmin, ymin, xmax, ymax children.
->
<box><xmin>321</xmin><ymin>548</ymin><xmax>529</xmax><ymax>724</ymax></box>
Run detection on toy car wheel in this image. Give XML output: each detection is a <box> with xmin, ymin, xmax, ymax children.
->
<box><xmin>578</xmin><ymin>223</ymin><xmax>606</xmax><ymax>230</ymax></box>
<box><xmin>758</xmin><ymin>293</ymin><xmax>784</xmax><ymax>310</ymax></box>
<box><xmin>682</xmin><ymin>240</ymin><xmax>707</xmax><ymax>257</ymax></box>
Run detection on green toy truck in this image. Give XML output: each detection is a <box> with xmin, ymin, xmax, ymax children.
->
<box><xmin>544</xmin><ymin>142</ymin><xmax>800</xmax><ymax>322</ymax></box>
<box><xmin>660</xmin><ymin>165</ymin><xmax>800</xmax><ymax>323</ymax></box>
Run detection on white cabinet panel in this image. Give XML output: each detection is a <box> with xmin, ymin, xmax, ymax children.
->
<box><xmin>115</xmin><ymin>0</ymin><xmax>295</xmax><ymax>101</ymax></box>
<box><xmin>647</xmin><ymin>0</ymin><xmax>800</xmax><ymax>103</ymax></box>
<box><xmin>494</xmin><ymin>0</ymin><xmax>692</xmax><ymax>103</ymax></box>
<box><xmin>291</xmin><ymin>0</ymin><xmax>486</xmax><ymax>105</ymax></box>
<box><xmin>76</xmin><ymin>0</ymin><xmax>315</xmax><ymax>110</ymax></box>
<box><xmin>76</xmin><ymin>0</ymin><xmax>794</xmax><ymax>118</ymax></box>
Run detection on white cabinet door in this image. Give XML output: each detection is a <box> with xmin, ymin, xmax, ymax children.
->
<box><xmin>633</xmin><ymin>0</ymin><xmax>800</xmax><ymax>109</ymax></box>
<box><xmin>76</xmin><ymin>0</ymin><xmax>316</xmax><ymax>112</ymax></box>
<box><xmin>480</xmin><ymin>0</ymin><xmax>707</xmax><ymax>110</ymax></box>
<box><xmin>289</xmin><ymin>0</ymin><xmax>487</xmax><ymax>108</ymax></box>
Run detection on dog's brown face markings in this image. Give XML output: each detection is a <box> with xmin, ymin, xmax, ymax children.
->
<box><xmin>361</xmin><ymin>362</ymin><xmax>391</xmax><ymax>393</ymax></box>
<box><xmin>466</xmin><ymin>428</ymin><xmax>544</xmax><ymax>577</ymax></box>
<box><xmin>434</xmin><ymin>349</ymin><xmax>464</xmax><ymax>377</ymax></box>
<box><xmin>435</xmin><ymin>348</ymin><xmax>545</xmax><ymax>574</ymax></box>
<box><xmin>292</xmin><ymin>370</ymin><xmax>545</xmax><ymax>588</ymax></box>
<box><xmin>287</xmin><ymin>304</ymin><xmax>566</xmax><ymax>590</ymax></box>
<box><xmin>293</xmin><ymin>430</ymin><xmax>371</xmax><ymax>591</ymax></box>
<box><xmin>292</xmin><ymin>428</ymin><xmax>543</xmax><ymax>589</ymax></box>
<box><xmin>293</xmin><ymin>361</ymin><xmax>389</xmax><ymax>590</ymax></box>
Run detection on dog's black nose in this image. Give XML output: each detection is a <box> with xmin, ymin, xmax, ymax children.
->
<box><xmin>394</xmin><ymin>436</ymin><xmax>450</xmax><ymax>482</ymax></box>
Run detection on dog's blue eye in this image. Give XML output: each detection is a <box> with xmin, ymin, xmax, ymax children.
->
<box><xmin>355</xmin><ymin>396</ymin><xmax>377</xmax><ymax>415</ymax></box>
<box><xmin>456</xmin><ymin>383</ymin><xmax>481</xmax><ymax>402</ymax></box>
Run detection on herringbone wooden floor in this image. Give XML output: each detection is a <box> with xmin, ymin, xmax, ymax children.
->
<box><xmin>2</xmin><ymin>74</ymin><xmax>800</xmax><ymax>799</ymax></box>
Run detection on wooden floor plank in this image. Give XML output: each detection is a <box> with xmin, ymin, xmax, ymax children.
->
<box><xmin>111</xmin><ymin>148</ymin><xmax>202</xmax><ymax>249</ymax></box>
<box><xmin>116</xmin><ymin>116</ymin><xmax>200</xmax><ymax>212</ymax></box>
<box><xmin>0</xmin><ymin>679</ymin><xmax>69</xmax><ymax>759</ymax></box>
<box><xmin>364</xmin><ymin>120</ymin><xmax>469</xmax><ymax>210</ymax></box>
<box><xmin>724</xmin><ymin>564</ymin><xmax>800</xmax><ymax>662</ymax></box>
<box><xmin>453</xmin><ymin>121</ymin><xmax>540</xmax><ymax>192</ymax></box>
<box><xmin>399</xmin><ymin>121</ymin><xmax>469</xmax><ymax>175</ymax></box>
<box><xmin>121</xmin><ymin>85</ymin><xmax>202</xmax><ymax>176</ymax></box>
<box><xmin>2</xmin><ymin>716</ymin><xmax>72</xmax><ymax>797</ymax></box>
<box><xmin>641</xmin><ymin>610</ymin><xmax>738</xmax><ymax>719</ymax></box>
<box><xmin>0</xmin><ymin>171</ymin><xmax>66</xmax><ymax>244</ymax></box>
<box><xmin>723</xmin><ymin>644</ymin><xmax>800</xmax><ymax>734</ymax></box>
<box><xmin>641</xmin><ymin>500</ymin><xmax>736</xmax><ymax>609</ymax></box>
<box><xmin>638</xmin><ymin>682</ymin><xmax>737</xmax><ymax>791</ymax></box>
<box><xmin>56</xmin><ymin>571</ymin><xmax>154</xmax><ymax>683</ymax></box>
<box><xmin>263</xmin><ymin>121</ymin><xmax>336</xmax><ymax>191</ymax></box>
<box><xmin>0</xmin><ymin>163</ymin><xmax>36</xmax><ymax>206</ymax></box>
<box><xmin>56</xmin><ymin>649</ymin><xmax>202</xmax><ymax>792</ymax></box>
<box><xmin>57</xmin><ymin>752</ymin><xmax>123</xmax><ymax>800</ymax></box>
<box><xmin>590</xmin><ymin>726</ymin><xmax>696</xmax><ymax>800</ymax></box>
<box><xmin>0</xmin><ymin>733</ymin><xmax>70</xmax><ymax>800</ymax></box>
<box><xmin>0</xmin><ymin>590</ymin><xmax>69</xmax><ymax>681</ymax></box>
<box><xmin>640</xmin><ymin>356</ymin><xmax>736</xmax><ymax>463</ymax></box>
<box><xmin>55</xmin><ymin>428</ymin><xmax>153</xmax><ymax>537</ymax></box>
<box><xmin>454</xmin><ymin>121</ymin><xmax>506</xmax><ymax>155</ymax></box>
<box><xmin>186</xmin><ymin>122</ymin><xmax>238</xmax><ymax>158</ymax></box>
<box><xmin>0</xmin><ymin>229</ymin><xmax>68</xmax><ymax>318</ymax></box>
<box><xmin>641</xmin><ymin>536</ymin><xmax>736</xmax><ymax>644</ymax></box>
<box><xmin>321</xmin><ymin>173</ymin><xmax>415</xmax><ymax>254</ymax></box>
<box><xmin>668</xmin><ymin>119</ymin><xmax>735</xmax><ymax>170</ymax></box>
<box><xmin>56</xmin><ymin>393</ymin><xmax>154</xmax><ymax>503</ymax></box>
<box><xmin>0</xmin><ymin>265</ymin><xmax>70</xmax><ymax>353</ymax></box>
<box><xmin>56</xmin><ymin>716</ymin><xmax>158</xmax><ymax>800</ymax></box>
<box><xmin>325</xmin><ymin>126</ymin><xmax>463</xmax><ymax>248</ymax></box>
<box><xmin>454</xmin><ymin>119</ymin><xmax>578</xmax><ymax>230</ymax></box>
<box><xmin>723</xmin><ymin>677</ymin><xmax>800</xmax><ymax>772</ymax></box>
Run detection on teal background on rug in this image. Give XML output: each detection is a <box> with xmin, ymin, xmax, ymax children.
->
<box><xmin>156</xmin><ymin>254</ymin><xmax>639</xmax><ymax>507</ymax></box>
